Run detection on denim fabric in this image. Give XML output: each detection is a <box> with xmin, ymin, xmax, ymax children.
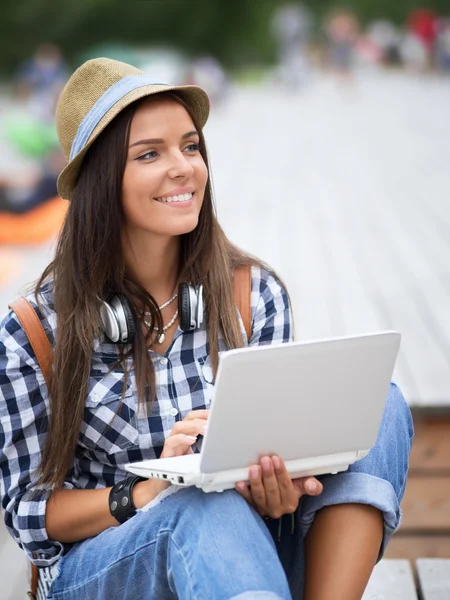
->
<box><xmin>300</xmin><ymin>382</ymin><xmax>413</xmax><ymax>555</ymax></box>
<box><xmin>269</xmin><ymin>381</ymin><xmax>413</xmax><ymax>598</ymax></box>
<box><xmin>47</xmin><ymin>486</ymin><xmax>290</xmax><ymax>600</ymax></box>
<box><xmin>47</xmin><ymin>382</ymin><xmax>412</xmax><ymax>600</ymax></box>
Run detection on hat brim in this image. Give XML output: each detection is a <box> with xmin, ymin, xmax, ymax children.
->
<box><xmin>57</xmin><ymin>84</ymin><xmax>209</xmax><ymax>200</ymax></box>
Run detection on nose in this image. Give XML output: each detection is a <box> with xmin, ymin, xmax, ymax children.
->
<box><xmin>167</xmin><ymin>150</ymin><xmax>194</xmax><ymax>179</ymax></box>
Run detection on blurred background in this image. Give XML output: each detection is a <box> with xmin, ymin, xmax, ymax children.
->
<box><xmin>1</xmin><ymin>0</ymin><xmax>450</xmax><ymax>597</ymax></box>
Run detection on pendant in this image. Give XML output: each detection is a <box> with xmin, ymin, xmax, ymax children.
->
<box><xmin>157</xmin><ymin>333</ymin><xmax>166</xmax><ymax>344</ymax></box>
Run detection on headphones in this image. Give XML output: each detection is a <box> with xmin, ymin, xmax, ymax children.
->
<box><xmin>99</xmin><ymin>283</ymin><xmax>204</xmax><ymax>344</ymax></box>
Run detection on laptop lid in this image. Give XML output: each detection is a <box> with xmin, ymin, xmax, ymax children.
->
<box><xmin>199</xmin><ymin>332</ymin><xmax>401</xmax><ymax>475</ymax></box>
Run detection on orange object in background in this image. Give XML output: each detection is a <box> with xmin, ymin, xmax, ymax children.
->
<box><xmin>0</xmin><ymin>196</ymin><xmax>68</xmax><ymax>245</ymax></box>
<box><xmin>0</xmin><ymin>249</ymin><xmax>23</xmax><ymax>286</ymax></box>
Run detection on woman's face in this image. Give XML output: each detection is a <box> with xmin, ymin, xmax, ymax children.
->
<box><xmin>122</xmin><ymin>97</ymin><xmax>208</xmax><ymax>239</ymax></box>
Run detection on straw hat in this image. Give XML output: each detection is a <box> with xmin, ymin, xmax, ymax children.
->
<box><xmin>55</xmin><ymin>57</ymin><xmax>210</xmax><ymax>200</ymax></box>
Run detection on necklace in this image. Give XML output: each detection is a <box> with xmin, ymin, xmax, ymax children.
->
<box><xmin>144</xmin><ymin>293</ymin><xmax>179</xmax><ymax>344</ymax></box>
<box><xmin>157</xmin><ymin>292</ymin><xmax>178</xmax><ymax>311</ymax></box>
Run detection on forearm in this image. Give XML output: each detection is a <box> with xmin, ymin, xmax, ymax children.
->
<box><xmin>303</xmin><ymin>503</ymin><xmax>383</xmax><ymax>600</ymax></box>
<box><xmin>46</xmin><ymin>479</ymin><xmax>169</xmax><ymax>544</ymax></box>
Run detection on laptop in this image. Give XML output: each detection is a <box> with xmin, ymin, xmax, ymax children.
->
<box><xmin>125</xmin><ymin>331</ymin><xmax>401</xmax><ymax>493</ymax></box>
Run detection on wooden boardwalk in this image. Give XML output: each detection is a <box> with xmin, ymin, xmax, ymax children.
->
<box><xmin>1</xmin><ymin>71</ymin><xmax>450</xmax><ymax>406</ymax></box>
<box><xmin>208</xmin><ymin>72</ymin><xmax>450</xmax><ymax>407</ymax></box>
<box><xmin>1</xmin><ymin>71</ymin><xmax>450</xmax><ymax>596</ymax></box>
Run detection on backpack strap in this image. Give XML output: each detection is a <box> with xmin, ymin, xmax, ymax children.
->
<box><xmin>9</xmin><ymin>297</ymin><xmax>52</xmax><ymax>387</ymax></box>
<box><xmin>7</xmin><ymin>298</ymin><xmax>47</xmax><ymax>599</ymax></box>
<box><xmin>233</xmin><ymin>264</ymin><xmax>252</xmax><ymax>342</ymax></box>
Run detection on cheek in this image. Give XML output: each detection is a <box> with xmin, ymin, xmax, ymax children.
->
<box><xmin>122</xmin><ymin>165</ymin><xmax>151</xmax><ymax>199</ymax></box>
<box><xmin>196</xmin><ymin>160</ymin><xmax>209</xmax><ymax>191</ymax></box>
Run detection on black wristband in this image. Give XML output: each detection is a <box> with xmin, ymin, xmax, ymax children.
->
<box><xmin>109</xmin><ymin>475</ymin><xmax>146</xmax><ymax>524</ymax></box>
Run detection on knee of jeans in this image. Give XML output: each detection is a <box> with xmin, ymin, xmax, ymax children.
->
<box><xmin>179</xmin><ymin>488</ymin><xmax>259</xmax><ymax>529</ymax></box>
<box><xmin>347</xmin><ymin>383</ymin><xmax>413</xmax><ymax>498</ymax></box>
<box><xmin>376</xmin><ymin>382</ymin><xmax>414</xmax><ymax>497</ymax></box>
<box><xmin>384</xmin><ymin>382</ymin><xmax>414</xmax><ymax>443</ymax></box>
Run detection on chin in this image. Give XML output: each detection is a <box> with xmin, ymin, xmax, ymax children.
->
<box><xmin>164</xmin><ymin>216</ymin><xmax>200</xmax><ymax>237</ymax></box>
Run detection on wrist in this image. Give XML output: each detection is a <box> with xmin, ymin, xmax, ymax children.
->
<box><xmin>132</xmin><ymin>478</ymin><xmax>171</xmax><ymax>510</ymax></box>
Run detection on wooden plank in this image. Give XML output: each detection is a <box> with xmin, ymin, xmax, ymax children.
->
<box><xmin>385</xmin><ymin>535</ymin><xmax>450</xmax><ymax>562</ymax></box>
<box><xmin>362</xmin><ymin>559</ymin><xmax>418</xmax><ymax>599</ymax></box>
<box><xmin>409</xmin><ymin>418</ymin><xmax>450</xmax><ymax>471</ymax></box>
<box><xmin>401</xmin><ymin>476</ymin><xmax>450</xmax><ymax>531</ymax></box>
<box><xmin>417</xmin><ymin>559</ymin><xmax>450</xmax><ymax>600</ymax></box>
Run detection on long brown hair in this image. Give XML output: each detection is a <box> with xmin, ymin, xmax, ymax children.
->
<box><xmin>35</xmin><ymin>92</ymin><xmax>280</xmax><ymax>488</ymax></box>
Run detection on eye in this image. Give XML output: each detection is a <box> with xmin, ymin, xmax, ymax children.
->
<box><xmin>185</xmin><ymin>143</ymin><xmax>201</xmax><ymax>152</ymax></box>
<box><xmin>137</xmin><ymin>151</ymin><xmax>158</xmax><ymax>161</ymax></box>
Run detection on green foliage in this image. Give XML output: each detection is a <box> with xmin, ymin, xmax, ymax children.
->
<box><xmin>1</xmin><ymin>0</ymin><xmax>448</xmax><ymax>76</ymax></box>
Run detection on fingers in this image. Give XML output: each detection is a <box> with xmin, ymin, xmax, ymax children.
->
<box><xmin>183</xmin><ymin>409</ymin><xmax>210</xmax><ymax>421</ymax></box>
<box><xmin>171</xmin><ymin>418</ymin><xmax>207</xmax><ymax>438</ymax></box>
<box><xmin>236</xmin><ymin>456</ymin><xmax>323</xmax><ymax>520</ymax></box>
<box><xmin>235</xmin><ymin>481</ymin><xmax>254</xmax><ymax>506</ymax></box>
<box><xmin>248</xmin><ymin>464</ymin><xmax>267</xmax><ymax>513</ymax></box>
<box><xmin>292</xmin><ymin>476</ymin><xmax>323</xmax><ymax>496</ymax></box>
<box><xmin>161</xmin><ymin>433</ymin><xmax>197</xmax><ymax>458</ymax></box>
<box><xmin>162</xmin><ymin>409</ymin><xmax>209</xmax><ymax>459</ymax></box>
<box><xmin>260</xmin><ymin>457</ymin><xmax>282</xmax><ymax>515</ymax></box>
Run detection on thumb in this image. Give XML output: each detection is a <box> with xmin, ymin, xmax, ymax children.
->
<box><xmin>292</xmin><ymin>477</ymin><xmax>323</xmax><ymax>496</ymax></box>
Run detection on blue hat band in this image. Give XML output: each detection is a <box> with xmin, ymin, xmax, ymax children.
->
<box><xmin>70</xmin><ymin>76</ymin><xmax>167</xmax><ymax>160</ymax></box>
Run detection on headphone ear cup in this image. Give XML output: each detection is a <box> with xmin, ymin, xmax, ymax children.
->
<box><xmin>117</xmin><ymin>295</ymin><xmax>136</xmax><ymax>344</ymax></box>
<box><xmin>178</xmin><ymin>283</ymin><xmax>192</xmax><ymax>331</ymax></box>
<box><xmin>101</xmin><ymin>295</ymin><xmax>136</xmax><ymax>344</ymax></box>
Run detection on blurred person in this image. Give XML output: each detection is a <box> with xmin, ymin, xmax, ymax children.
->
<box><xmin>366</xmin><ymin>20</ymin><xmax>402</xmax><ymax>67</ymax></box>
<box><xmin>13</xmin><ymin>43</ymin><xmax>69</xmax><ymax>123</ymax></box>
<box><xmin>435</xmin><ymin>18</ymin><xmax>450</xmax><ymax>73</ymax></box>
<box><xmin>323</xmin><ymin>7</ymin><xmax>360</xmax><ymax>82</ymax></box>
<box><xmin>0</xmin><ymin>147</ymin><xmax>65</xmax><ymax>214</ymax></box>
<box><xmin>187</xmin><ymin>55</ymin><xmax>230</xmax><ymax>105</ymax></box>
<box><xmin>271</xmin><ymin>2</ymin><xmax>313</xmax><ymax>89</ymax></box>
<box><xmin>406</xmin><ymin>9</ymin><xmax>438</xmax><ymax>70</ymax></box>
<box><xmin>400</xmin><ymin>30</ymin><xmax>429</xmax><ymax>73</ymax></box>
<box><xmin>0</xmin><ymin>58</ymin><xmax>412</xmax><ymax>600</ymax></box>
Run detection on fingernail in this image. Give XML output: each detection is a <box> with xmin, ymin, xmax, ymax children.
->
<box><xmin>261</xmin><ymin>457</ymin><xmax>271</xmax><ymax>472</ymax></box>
<box><xmin>250</xmin><ymin>465</ymin><xmax>259</xmax><ymax>479</ymax></box>
<box><xmin>236</xmin><ymin>481</ymin><xmax>246</xmax><ymax>491</ymax></box>
<box><xmin>272</xmin><ymin>456</ymin><xmax>281</xmax><ymax>469</ymax></box>
<box><xmin>185</xmin><ymin>435</ymin><xmax>197</xmax><ymax>443</ymax></box>
<box><xmin>307</xmin><ymin>480</ymin><xmax>317</xmax><ymax>493</ymax></box>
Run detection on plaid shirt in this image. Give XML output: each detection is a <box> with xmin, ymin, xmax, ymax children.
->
<box><xmin>0</xmin><ymin>266</ymin><xmax>291</xmax><ymax>573</ymax></box>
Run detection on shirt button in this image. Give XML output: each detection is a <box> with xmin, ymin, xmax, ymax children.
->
<box><xmin>159</xmin><ymin>357</ymin><xmax>168</xmax><ymax>366</ymax></box>
<box><xmin>170</xmin><ymin>407</ymin><xmax>179</xmax><ymax>417</ymax></box>
<box><xmin>93</xmin><ymin>393</ymin><xmax>100</xmax><ymax>403</ymax></box>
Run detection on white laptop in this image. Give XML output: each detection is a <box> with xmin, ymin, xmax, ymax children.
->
<box><xmin>125</xmin><ymin>331</ymin><xmax>400</xmax><ymax>493</ymax></box>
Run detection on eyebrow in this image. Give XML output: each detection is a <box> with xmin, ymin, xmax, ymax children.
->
<box><xmin>129</xmin><ymin>130</ymin><xmax>199</xmax><ymax>148</ymax></box>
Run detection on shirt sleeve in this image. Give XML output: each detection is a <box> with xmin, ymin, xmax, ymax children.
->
<box><xmin>0</xmin><ymin>309</ymin><xmax>74</xmax><ymax>568</ymax></box>
<box><xmin>248</xmin><ymin>266</ymin><xmax>293</xmax><ymax>347</ymax></box>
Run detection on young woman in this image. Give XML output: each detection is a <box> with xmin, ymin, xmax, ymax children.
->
<box><xmin>0</xmin><ymin>58</ymin><xmax>413</xmax><ymax>600</ymax></box>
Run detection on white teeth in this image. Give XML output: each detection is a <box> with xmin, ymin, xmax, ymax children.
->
<box><xmin>156</xmin><ymin>192</ymin><xmax>193</xmax><ymax>203</ymax></box>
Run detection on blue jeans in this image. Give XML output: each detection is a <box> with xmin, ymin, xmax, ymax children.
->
<box><xmin>48</xmin><ymin>383</ymin><xmax>413</xmax><ymax>600</ymax></box>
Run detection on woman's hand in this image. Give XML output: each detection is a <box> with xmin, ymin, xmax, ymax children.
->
<box><xmin>235</xmin><ymin>455</ymin><xmax>323</xmax><ymax>519</ymax></box>
<box><xmin>160</xmin><ymin>409</ymin><xmax>209</xmax><ymax>458</ymax></box>
<box><xmin>134</xmin><ymin>409</ymin><xmax>210</xmax><ymax>508</ymax></box>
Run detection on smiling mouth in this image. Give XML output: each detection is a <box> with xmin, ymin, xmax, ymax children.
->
<box><xmin>155</xmin><ymin>192</ymin><xmax>194</xmax><ymax>204</ymax></box>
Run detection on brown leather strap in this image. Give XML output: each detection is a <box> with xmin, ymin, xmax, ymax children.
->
<box><xmin>28</xmin><ymin>562</ymin><xmax>39</xmax><ymax>599</ymax></box>
<box><xmin>9</xmin><ymin>298</ymin><xmax>52</xmax><ymax>598</ymax></box>
<box><xmin>233</xmin><ymin>265</ymin><xmax>252</xmax><ymax>342</ymax></box>
<box><xmin>9</xmin><ymin>297</ymin><xmax>53</xmax><ymax>387</ymax></box>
